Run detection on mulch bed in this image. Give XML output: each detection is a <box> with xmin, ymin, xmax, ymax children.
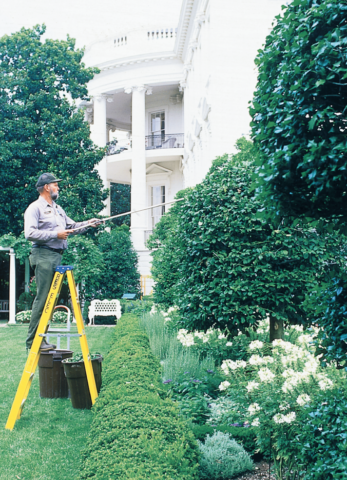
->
<box><xmin>235</xmin><ymin>461</ymin><xmax>275</xmax><ymax>480</ymax></box>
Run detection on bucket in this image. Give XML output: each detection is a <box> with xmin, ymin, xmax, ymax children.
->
<box><xmin>62</xmin><ymin>355</ymin><xmax>103</xmax><ymax>409</ymax></box>
<box><xmin>38</xmin><ymin>350</ymin><xmax>73</xmax><ymax>398</ymax></box>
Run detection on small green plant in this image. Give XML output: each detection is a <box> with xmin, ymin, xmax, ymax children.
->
<box><xmin>191</xmin><ymin>424</ymin><xmax>257</xmax><ymax>458</ymax></box>
<box><xmin>198</xmin><ymin>431</ymin><xmax>253</xmax><ymax>479</ymax></box>
<box><xmin>63</xmin><ymin>352</ymin><xmax>102</xmax><ymax>363</ymax></box>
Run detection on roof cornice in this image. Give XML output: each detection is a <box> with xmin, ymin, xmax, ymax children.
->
<box><xmin>93</xmin><ymin>51</ymin><xmax>179</xmax><ymax>72</ymax></box>
<box><xmin>174</xmin><ymin>0</ymin><xmax>196</xmax><ymax>59</ymax></box>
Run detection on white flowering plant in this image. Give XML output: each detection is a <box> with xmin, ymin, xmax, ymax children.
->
<box><xmin>215</xmin><ymin>328</ymin><xmax>346</xmax><ymax>478</ymax></box>
<box><xmin>175</xmin><ymin>326</ymin><xmax>238</xmax><ymax>365</ymax></box>
<box><xmin>15</xmin><ymin>310</ymin><xmax>31</xmax><ymax>323</ymax></box>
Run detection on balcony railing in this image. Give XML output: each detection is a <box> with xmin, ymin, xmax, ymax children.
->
<box><xmin>145</xmin><ymin>133</ymin><xmax>184</xmax><ymax>150</ymax></box>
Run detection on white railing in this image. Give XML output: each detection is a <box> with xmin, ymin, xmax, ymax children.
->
<box><xmin>147</xmin><ymin>28</ymin><xmax>177</xmax><ymax>41</ymax></box>
<box><xmin>113</xmin><ymin>28</ymin><xmax>177</xmax><ymax>48</ymax></box>
<box><xmin>114</xmin><ymin>36</ymin><xmax>127</xmax><ymax>47</ymax></box>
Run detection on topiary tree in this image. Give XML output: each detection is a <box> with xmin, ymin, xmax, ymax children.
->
<box><xmin>0</xmin><ymin>25</ymin><xmax>107</xmax><ymax>236</ymax></box>
<box><xmin>250</xmin><ymin>0</ymin><xmax>347</xmax><ymax>221</ymax></box>
<box><xmin>149</xmin><ymin>140</ymin><xmax>345</xmax><ymax>339</ymax></box>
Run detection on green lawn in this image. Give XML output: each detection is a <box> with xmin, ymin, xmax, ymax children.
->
<box><xmin>0</xmin><ymin>325</ymin><xmax>114</xmax><ymax>480</ymax></box>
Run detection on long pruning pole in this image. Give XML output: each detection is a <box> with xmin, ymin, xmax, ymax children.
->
<box><xmin>72</xmin><ymin>198</ymin><xmax>184</xmax><ymax>232</ymax></box>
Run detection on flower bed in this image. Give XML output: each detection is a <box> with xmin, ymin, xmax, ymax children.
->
<box><xmin>79</xmin><ymin>313</ymin><xmax>199</xmax><ymax>479</ymax></box>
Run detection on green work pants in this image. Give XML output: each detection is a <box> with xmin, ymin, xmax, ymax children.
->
<box><xmin>26</xmin><ymin>248</ymin><xmax>62</xmax><ymax>349</ymax></box>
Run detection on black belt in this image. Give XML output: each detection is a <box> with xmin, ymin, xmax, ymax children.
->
<box><xmin>32</xmin><ymin>245</ymin><xmax>65</xmax><ymax>255</ymax></box>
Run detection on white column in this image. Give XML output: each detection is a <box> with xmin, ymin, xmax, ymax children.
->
<box><xmin>92</xmin><ymin>94</ymin><xmax>110</xmax><ymax>216</ymax></box>
<box><xmin>130</xmin><ymin>86</ymin><xmax>147</xmax><ymax>250</ymax></box>
<box><xmin>8</xmin><ymin>249</ymin><xmax>16</xmax><ymax>324</ymax></box>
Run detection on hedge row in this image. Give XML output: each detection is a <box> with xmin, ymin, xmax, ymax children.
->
<box><xmin>80</xmin><ymin>314</ymin><xmax>199</xmax><ymax>479</ymax></box>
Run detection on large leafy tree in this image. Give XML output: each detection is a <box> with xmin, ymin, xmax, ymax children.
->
<box><xmin>250</xmin><ymin>0</ymin><xmax>347</xmax><ymax>221</ymax></box>
<box><xmin>110</xmin><ymin>183</ymin><xmax>131</xmax><ymax>226</ymax></box>
<box><xmin>0</xmin><ymin>25</ymin><xmax>107</xmax><ymax>236</ymax></box>
<box><xmin>149</xmin><ymin>140</ymin><xmax>345</xmax><ymax>338</ymax></box>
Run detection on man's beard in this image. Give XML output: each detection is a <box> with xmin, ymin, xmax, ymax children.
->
<box><xmin>49</xmin><ymin>186</ymin><xmax>59</xmax><ymax>201</ymax></box>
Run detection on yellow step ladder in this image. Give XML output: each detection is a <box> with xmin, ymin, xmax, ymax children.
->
<box><xmin>5</xmin><ymin>265</ymin><xmax>98</xmax><ymax>431</ymax></box>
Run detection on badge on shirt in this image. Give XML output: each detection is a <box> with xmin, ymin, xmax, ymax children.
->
<box><xmin>44</xmin><ymin>210</ymin><xmax>53</xmax><ymax>215</ymax></box>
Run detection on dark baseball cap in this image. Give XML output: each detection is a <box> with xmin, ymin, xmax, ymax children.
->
<box><xmin>36</xmin><ymin>173</ymin><xmax>63</xmax><ymax>188</ymax></box>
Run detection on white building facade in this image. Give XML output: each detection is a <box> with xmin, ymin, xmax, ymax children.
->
<box><xmin>82</xmin><ymin>0</ymin><xmax>283</xmax><ymax>293</ymax></box>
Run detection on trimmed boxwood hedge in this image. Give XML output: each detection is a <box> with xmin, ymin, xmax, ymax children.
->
<box><xmin>80</xmin><ymin>314</ymin><xmax>199</xmax><ymax>479</ymax></box>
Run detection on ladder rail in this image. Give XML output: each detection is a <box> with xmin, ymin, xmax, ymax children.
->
<box><xmin>66</xmin><ymin>270</ymin><xmax>98</xmax><ymax>405</ymax></box>
<box><xmin>5</xmin><ymin>271</ymin><xmax>64</xmax><ymax>430</ymax></box>
<box><xmin>5</xmin><ymin>266</ymin><xmax>98</xmax><ymax>430</ymax></box>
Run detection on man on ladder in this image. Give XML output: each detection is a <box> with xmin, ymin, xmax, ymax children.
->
<box><xmin>24</xmin><ymin>172</ymin><xmax>100</xmax><ymax>352</ymax></box>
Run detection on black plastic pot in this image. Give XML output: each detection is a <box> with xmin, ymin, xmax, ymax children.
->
<box><xmin>38</xmin><ymin>349</ymin><xmax>73</xmax><ymax>398</ymax></box>
<box><xmin>62</xmin><ymin>355</ymin><xmax>103</xmax><ymax>409</ymax></box>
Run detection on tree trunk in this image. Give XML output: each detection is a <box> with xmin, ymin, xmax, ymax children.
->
<box><xmin>269</xmin><ymin>315</ymin><xmax>284</xmax><ymax>342</ymax></box>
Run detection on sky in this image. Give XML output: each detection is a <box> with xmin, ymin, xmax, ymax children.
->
<box><xmin>0</xmin><ymin>0</ymin><xmax>183</xmax><ymax>49</ymax></box>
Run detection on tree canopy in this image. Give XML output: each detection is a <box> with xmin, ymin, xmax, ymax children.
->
<box><xmin>250</xmin><ymin>0</ymin><xmax>347</xmax><ymax>221</ymax></box>
<box><xmin>0</xmin><ymin>25</ymin><xmax>107</xmax><ymax>235</ymax></box>
<box><xmin>148</xmin><ymin>140</ymin><xmax>344</xmax><ymax>337</ymax></box>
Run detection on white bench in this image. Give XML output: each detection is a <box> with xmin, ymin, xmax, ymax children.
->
<box><xmin>88</xmin><ymin>299</ymin><xmax>121</xmax><ymax>326</ymax></box>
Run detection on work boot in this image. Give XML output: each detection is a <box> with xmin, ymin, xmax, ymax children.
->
<box><xmin>40</xmin><ymin>340</ymin><xmax>56</xmax><ymax>351</ymax></box>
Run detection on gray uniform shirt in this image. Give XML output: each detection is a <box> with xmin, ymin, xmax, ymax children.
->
<box><xmin>24</xmin><ymin>196</ymin><xmax>90</xmax><ymax>250</ymax></box>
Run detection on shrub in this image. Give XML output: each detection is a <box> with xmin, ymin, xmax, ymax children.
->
<box><xmin>250</xmin><ymin>0</ymin><xmax>347</xmax><ymax>221</ymax></box>
<box><xmin>191</xmin><ymin>424</ymin><xmax>257</xmax><ymax>458</ymax></box>
<box><xmin>79</xmin><ymin>314</ymin><xmax>199</xmax><ymax>479</ymax></box>
<box><xmin>295</xmin><ymin>389</ymin><xmax>347</xmax><ymax>480</ymax></box>
<box><xmin>216</xmin><ymin>328</ymin><xmax>347</xmax><ymax>478</ymax></box>
<box><xmin>16</xmin><ymin>291</ymin><xmax>34</xmax><ymax>312</ymax></box>
<box><xmin>15</xmin><ymin>310</ymin><xmax>31</xmax><ymax>324</ymax></box>
<box><xmin>120</xmin><ymin>298</ymin><xmax>154</xmax><ymax>316</ymax></box>
<box><xmin>148</xmin><ymin>141</ymin><xmax>343</xmax><ymax>338</ymax></box>
<box><xmin>306</xmin><ymin>278</ymin><xmax>347</xmax><ymax>370</ymax></box>
<box><xmin>198</xmin><ymin>431</ymin><xmax>253</xmax><ymax>479</ymax></box>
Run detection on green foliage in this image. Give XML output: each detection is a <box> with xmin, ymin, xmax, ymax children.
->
<box><xmin>306</xmin><ymin>278</ymin><xmax>347</xmax><ymax>370</ymax></box>
<box><xmin>62</xmin><ymin>225</ymin><xmax>140</xmax><ymax>303</ymax></box>
<box><xmin>191</xmin><ymin>424</ymin><xmax>257</xmax><ymax>458</ymax></box>
<box><xmin>0</xmin><ymin>25</ymin><xmax>107</xmax><ymax>236</ymax></box>
<box><xmin>147</xmin><ymin>187</ymin><xmax>193</xmax><ymax>307</ymax></box>
<box><xmin>295</xmin><ymin>389</ymin><xmax>347</xmax><ymax>480</ymax></box>
<box><xmin>63</xmin><ymin>352</ymin><xmax>102</xmax><ymax>363</ymax></box>
<box><xmin>15</xmin><ymin>310</ymin><xmax>31</xmax><ymax>323</ymax></box>
<box><xmin>110</xmin><ymin>183</ymin><xmax>131</xmax><ymax>226</ymax></box>
<box><xmin>149</xmin><ymin>140</ymin><xmax>344</xmax><ymax>334</ymax></box>
<box><xmin>17</xmin><ymin>291</ymin><xmax>34</xmax><ymax>312</ymax></box>
<box><xmin>95</xmin><ymin>225</ymin><xmax>140</xmax><ymax>299</ymax></box>
<box><xmin>250</xmin><ymin>0</ymin><xmax>347</xmax><ymax>221</ymax></box>
<box><xmin>198</xmin><ymin>431</ymin><xmax>253</xmax><ymax>479</ymax></box>
<box><xmin>80</xmin><ymin>314</ymin><xmax>199</xmax><ymax>480</ymax></box>
<box><xmin>62</xmin><ymin>234</ymin><xmax>105</xmax><ymax>293</ymax></box>
<box><xmin>0</xmin><ymin>233</ymin><xmax>31</xmax><ymax>263</ymax></box>
<box><xmin>216</xmin><ymin>328</ymin><xmax>347</xmax><ymax>479</ymax></box>
<box><xmin>120</xmin><ymin>298</ymin><xmax>152</xmax><ymax>313</ymax></box>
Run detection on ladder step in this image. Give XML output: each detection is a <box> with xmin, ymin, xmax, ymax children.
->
<box><xmin>46</xmin><ymin>333</ymin><xmax>82</xmax><ymax>337</ymax></box>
